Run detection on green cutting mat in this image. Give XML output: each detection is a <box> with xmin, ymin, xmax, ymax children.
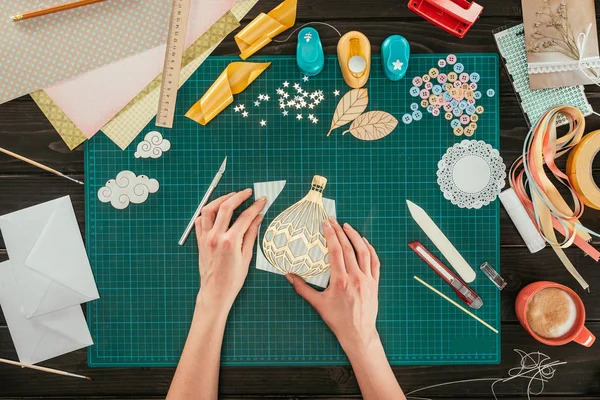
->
<box><xmin>85</xmin><ymin>54</ymin><xmax>500</xmax><ymax>367</ymax></box>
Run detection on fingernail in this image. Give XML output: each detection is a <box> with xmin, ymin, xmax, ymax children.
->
<box><xmin>245</xmin><ymin>188</ymin><xmax>253</xmax><ymax>194</ymax></box>
<box><xmin>258</xmin><ymin>196</ymin><xmax>267</xmax><ymax>202</ymax></box>
<box><xmin>323</xmin><ymin>219</ymin><xmax>331</xmax><ymax>228</ymax></box>
<box><xmin>329</xmin><ymin>217</ymin><xmax>338</xmax><ymax>225</ymax></box>
<box><xmin>285</xmin><ymin>274</ymin><xmax>294</xmax><ymax>284</ymax></box>
<box><xmin>343</xmin><ymin>222</ymin><xmax>352</xmax><ymax>231</ymax></box>
<box><xmin>362</xmin><ymin>237</ymin><xmax>370</xmax><ymax>245</ymax></box>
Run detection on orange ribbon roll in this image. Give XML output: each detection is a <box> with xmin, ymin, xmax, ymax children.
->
<box><xmin>185</xmin><ymin>62</ymin><xmax>270</xmax><ymax>126</ymax></box>
<box><xmin>234</xmin><ymin>0</ymin><xmax>297</xmax><ymax>60</ymax></box>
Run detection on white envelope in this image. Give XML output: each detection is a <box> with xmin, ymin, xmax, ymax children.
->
<box><xmin>0</xmin><ymin>261</ymin><xmax>93</xmax><ymax>364</ymax></box>
<box><xmin>0</xmin><ymin>196</ymin><xmax>99</xmax><ymax>318</ymax></box>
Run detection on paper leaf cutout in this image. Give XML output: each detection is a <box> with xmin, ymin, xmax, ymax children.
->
<box><xmin>342</xmin><ymin>111</ymin><xmax>398</xmax><ymax>141</ymax></box>
<box><xmin>327</xmin><ymin>88</ymin><xmax>368</xmax><ymax>136</ymax></box>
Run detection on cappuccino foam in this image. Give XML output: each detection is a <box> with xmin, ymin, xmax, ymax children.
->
<box><xmin>526</xmin><ymin>288</ymin><xmax>577</xmax><ymax>339</ymax></box>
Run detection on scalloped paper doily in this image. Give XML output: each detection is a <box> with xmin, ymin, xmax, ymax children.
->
<box><xmin>437</xmin><ymin>140</ymin><xmax>506</xmax><ymax>209</ymax></box>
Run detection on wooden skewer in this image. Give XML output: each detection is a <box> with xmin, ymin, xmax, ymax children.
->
<box><xmin>0</xmin><ymin>358</ymin><xmax>91</xmax><ymax>381</ymax></box>
<box><xmin>414</xmin><ymin>276</ymin><xmax>499</xmax><ymax>334</ymax></box>
<box><xmin>11</xmin><ymin>0</ymin><xmax>108</xmax><ymax>21</ymax></box>
<box><xmin>0</xmin><ymin>147</ymin><xmax>83</xmax><ymax>185</ymax></box>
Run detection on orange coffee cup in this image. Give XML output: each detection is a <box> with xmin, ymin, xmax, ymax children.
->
<box><xmin>516</xmin><ymin>281</ymin><xmax>595</xmax><ymax>347</ymax></box>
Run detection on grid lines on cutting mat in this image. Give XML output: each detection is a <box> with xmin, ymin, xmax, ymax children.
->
<box><xmin>85</xmin><ymin>54</ymin><xmax>500</xmax><ymax>367</ymax></box>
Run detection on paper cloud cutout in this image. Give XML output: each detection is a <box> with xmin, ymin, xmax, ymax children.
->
<box><xmin>134</xmin><ymin>131</ymin><xmax>171</xmax><ymax>159</ymax></box>
<box><xmin>98</xmin><ymin>171</ymin><xmax>159</xmax><ymax>209</ymax></box>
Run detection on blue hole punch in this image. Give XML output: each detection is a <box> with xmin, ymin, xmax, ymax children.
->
<box><xmin>381</xmin><ymin>35</ymin><xmax>410</xmax><ymax>81</ymax></box>
<box><xmin>297</xmin><ymin>27</ymin><xmax>324</xmax><ymax>76</ymax></box>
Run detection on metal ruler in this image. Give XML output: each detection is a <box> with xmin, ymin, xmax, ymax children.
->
<box><xmin>156</xmin><ymin>0</ymin><xmax>191</xmax><ymax>128</ymax></box>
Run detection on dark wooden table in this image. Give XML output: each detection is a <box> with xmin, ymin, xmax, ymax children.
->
<box><xmin>1</xmin><ymin>1</ymin><xmax>599</xmax><ymax>398</ymax></box>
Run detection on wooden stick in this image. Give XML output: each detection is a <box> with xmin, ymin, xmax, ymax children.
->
<box><xmin>11</xmin><ymin>0</ymin><xmax>107</xmax><ymax>21</ymax></box>
<box><xmin>0</xmin><ymin>358</ymin><xmax>91</xmax><ymax>380</ymax></box>
<box><xmin>414</xmin><ymin>276</ymin><xmax>499</xmax><ymax>334</ymax></box>
<box><xmin>0</xmin><ymin>147</ymin><xmax>83</xmax><ymax>185</ymax></box>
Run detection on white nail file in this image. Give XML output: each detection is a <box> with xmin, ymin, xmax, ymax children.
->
<box><xmin>406</xmin><ymin>200</ymin><xmax>477</xmax><ymax>283</ymax></box>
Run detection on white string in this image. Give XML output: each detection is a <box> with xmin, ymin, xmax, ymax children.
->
<box><xmin>576</xmin><ymin>23</ymin><xmax>600</xmax><ymax>86</ymax></box>
<box><xmin>405</xmin><ymin>349</ymin><xmax>566</xmax><ymax>400</ymax></box>
<box><xmin>272</xmin><ymin>22</ymin><xmax>342</xmax><ymax>43</ymax></box>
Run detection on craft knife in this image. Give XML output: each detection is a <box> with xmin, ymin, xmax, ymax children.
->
<box><xmin>409</xmin><ymin>241</ymin><xmax>483</xmax><ymax>309</ymax></box>
<box><xmin>179</xmin><ymin>156</ymin><xmax>227</xmax><ymax>246</ymax></box>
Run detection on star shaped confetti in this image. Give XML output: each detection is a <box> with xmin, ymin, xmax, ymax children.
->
<box><xmin>283</xmin><ymin>93</ymin><xmax>289</xmax><ymax>99</ymax></box>
<box><xmin>276</xmin><ymin>88</ymin><xmax>284</xmax><ymax>95</ymax></box>
<box><xmin>333</xmin><ymin>90</ymin><xmax>340</xmax><ymax>96</ymax></box>
<box><xmin>297</xmin><ymin>114</ymin><xmax>303</xmax><ymax>120</ymax></box>
<box><xmin>260</xmin><ymin>119</ymin><xmax>267</xmax><ymax>127</ymax></box>
<box><xmin>282</xmin><ymin>110</ymin><xmax>289</xmax><ymax>116</ymax></box>
<box><xmin>264</xmin><ymin>95</ymin><xmax>270</xmax><ymax>101</ymax></box>
<box><xmin>308</xmin><ymin>103</ymin><xmax>315</xmax><ymax>109</ymax></box>
<box><xmin>254</xmin><ymin>100</ymin><xmax>261</xmax><ymax>107</ymax></box>
<box><xmin>312</xmin><ymin>117</ymin><xmax>318</xmax><ymax>124</ymax></box>
<box><xmin>242</xmin><ymin>111</ymin><xmax>249</xmax><ymax>118</ymax></box>
<box><xmin>234</xmin><ymin>105</ymin><xmax>241</xmax><ymax>112</ymax></box>
<box><xmin>258</xmin><ymin>94</ymin><xmax>265</xmax><ymax>101</ymax></box>
<box><xmin>283</xmin><ymin>81</ymin><xmax>290</xmax><ymax>87</ymax></box>
<box><xmin>392</xmin><ymin>59</ymin><xmax>404</xmax><ymax>70</ymax></box>
<box><xmin>308</xmin><ymin>114</ymin><xmax>314</xmax><ymax>120</ymax></box>
<box><xmin>303</xmin><ymin>75</ymin><xmax>309</xmax><ymax>82</ymax></box>
<box><xmin>238</xmin><ymin>104</ymin><xmax>245</xmax><ymax>111</ymax></box>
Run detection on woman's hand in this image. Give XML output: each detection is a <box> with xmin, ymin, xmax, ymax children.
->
<box><xmin>195</xmin><ymin>189</ymin><xmax>266</xmax><ymax>314</ymax></box>
<box><xmin>286</xmin><ymin>217</ymin><xmax>381</xmax><ymax>350</ymax></box>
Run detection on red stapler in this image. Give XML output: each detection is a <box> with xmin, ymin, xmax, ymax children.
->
<box><xmin>408</xmin><ymin>0</ymin><xmax>483</xmax><ymax>38</ymax></box>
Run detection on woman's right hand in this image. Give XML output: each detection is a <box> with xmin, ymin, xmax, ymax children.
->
<box><xmin>285</xmin><ymin>217</ymin><xmax>381</xmax><ymax>351</ymax></box>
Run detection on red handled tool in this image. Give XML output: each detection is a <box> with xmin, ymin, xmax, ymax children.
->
<box><xmin>409</xmin><ymin>241</ymin><xmax>483</xmax><ymax>309</ymax></box>
<box><xmin>407</xmin><ymin>0</ymin><xmax>483</xmax><ymax>39</ymax></box>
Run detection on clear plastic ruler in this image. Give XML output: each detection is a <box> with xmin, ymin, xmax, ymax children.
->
<box><xmin>156</xmin><ymin>0</ymin><xmax>191</xmax><ymax>128</ymax></box>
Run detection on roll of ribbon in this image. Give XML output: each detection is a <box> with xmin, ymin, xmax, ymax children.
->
<box><xmin>567</xmin><ymin>130</ymin><xmax>600</xmax><ymax>210</ymax></box>
<box><xmin>185</xmin><ymin>62</ymin><xmax>270</xmax><ymax>125</ymax></box>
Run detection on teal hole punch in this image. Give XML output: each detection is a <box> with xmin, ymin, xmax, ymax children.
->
<box><xmin>381</xmin><ymin>35</ymin><xmax>410</xmax><ymax>81</ymax></box>
<box><xmin>297</xmin><ymin>27</ymin><xmax>324</xmax><ymax>76</ymax></box>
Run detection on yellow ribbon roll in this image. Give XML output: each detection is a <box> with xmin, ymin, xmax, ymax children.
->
<box><xmin>185</xmin><ymin>62</ymin><xmax>270</xmax><ymax>125</ymax></box>
<box><xmin>234</xmin><ymin>0</ymin><xmax>297</xmax><ymax>60</ymax></box>
<box><xmin>567</xmin><ymin>129</ymin><xmax>600</xmax><ymax>210</ymax></box>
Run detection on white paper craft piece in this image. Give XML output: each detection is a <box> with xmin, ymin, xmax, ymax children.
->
<box><xmin>98</xmin><ymin>171</ymin><xmax>160</xmax><ymax>209</ymax></box>
<box><xmin>437</xmin><ymin>140</ymin><xmax>506</xmax><ymax>209</ymax></box>
<box><xmin>0</xmin><ymin>196</ymin><xmax>99</xmax><ymax>318</ymax></box>
<box><xmin>134</xmin><ymin>131</ymin><xmax>171</xmax><ymax>159</ymax></box>
<box><xmin>254</xmin><ymin>181</ymin><xmax>336</xmax><ymax>289</ymax></box>
<box><xmin>0</xmin><ymin>261</ymin><xmax>93</xmax><ymax>364</ymax></box>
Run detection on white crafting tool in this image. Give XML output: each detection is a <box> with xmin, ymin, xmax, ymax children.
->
<box><xmin>406</xmin><ymin>200</ymin><xmax>476</xmax><ymax>283</ymax></box>
<box><xmin>499</xmin><ymin>188</ymin><xmax>546</xmax><ymax>254</ymax></box>
<box><xmin>179</xmin><ymin>157</ymin><xmax>227</xmax><ymax>246</ymax></box>
<box><xmin>156</xmin><ymin>0</ymin><xmax>191</xmax><ymax>128</ymax></box>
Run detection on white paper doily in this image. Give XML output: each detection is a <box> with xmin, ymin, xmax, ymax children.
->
<box><xmin>437</xmin><ymin>140</ymin><xmax>506</xmax><ymax>209</ymax></box>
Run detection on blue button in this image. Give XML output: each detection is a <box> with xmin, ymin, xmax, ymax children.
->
<box><xmin>474</xmin><ymin>91</ymin><xmax>482</xmax><ymax>99</ymax></box>
<box><xmin>459</xmin><ymin>100</ymin><xmax>468</xmax><ymax>110</ymax></box>
<box><xmin>427</xmin><ymin>105</ymin><xmax>434</xmax><ymax>113</ymax></box>
<box><xmin>451</xmin><ymin>119</ymin><xmax>460</xmax><ymax>128</ymax></box>
<box><xmin>412</xmin><ymin>110</ymin><xmax>423</xmax><ymax>121</ymax></box>
<box><xmin>443</xmin><ymin>92</ymin><xmax>452</xmax><ymax>101</ymax></box>
<box><xmin>453</xmin><ymin>63</ymin><xmax>464</xmax><ymax>73</ymax></box>
<box><xmin>452</xmin><ymin>107</ymin><xmax>462</xmax><ymax>116</ymax></box>
<box><xmin>432</xmin><ymin>85</ymin><xmax>443</xmax><ymax>95</ymax></box>
<box><xmin>469</xmin><ymin>72</ymin><xmax>480</xmax><ymax>83</ymax></box>
<box><xmin>402</xmin><ymin>113</ymin><xmax>413</xmax><ymax>124</ymax></box>
<box><xmin>410</xmin><ymin>102</ymin><xmax>419</xmax><ymax>111</ymax></box>
<box><xmin>487</xmin><ymin>89</ymin><xmax>495</xmax><ymax>97</ymax></box>
<box><xmin>466</xmin><ymin>105</ymin><xmax>476</xmax><ymax>115</ymax></box>
<box><xmin>410</xmin><ymin>87</ymin><xmax>420</xmax><ymax>97</ymax></box>
<box><xmin>450</xmin><ymin>99</ymin><xmax>459</xmax><ymax>108</ymax></box>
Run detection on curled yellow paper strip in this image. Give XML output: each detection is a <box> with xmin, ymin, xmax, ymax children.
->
<box><xmin>185</xmin><ymin>62</ymin><xmax>271</xmax><ymax>125</ymax></box>
<box><xmin>234</xmin><ymin>0</ymin><xmax>297</xmax><ymax>60</ymax></box>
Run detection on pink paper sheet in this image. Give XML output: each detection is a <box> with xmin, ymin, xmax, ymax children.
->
<box><xmin>44</xmin><ymin>0</ymin><xmax>239</xmax><ymax>138</ymax></box>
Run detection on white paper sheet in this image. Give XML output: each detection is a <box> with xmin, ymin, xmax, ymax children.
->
<box><xmin>0</xmin><ymin>261</ymin><xmax>93</xmax><ymax>365</ymax></box>
<box><xmin>254</xmin><ymin>181</ymin><xmax>336</xmax><ymax>289</ymax></box>
<box><xmin>0</xmin><ymin>196</ymin><xmax>99</xmax><ymax>318</ymax></box>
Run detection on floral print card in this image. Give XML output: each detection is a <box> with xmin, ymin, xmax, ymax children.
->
<box><xmin>523</xmin><ymin>0</ymin><xmax>600</xmax><ymax>89</ymax></box>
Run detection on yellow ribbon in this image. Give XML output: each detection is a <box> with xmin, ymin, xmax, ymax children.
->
<box><xmin>567</xmin><ymin>130</ymin><xmax>600</xmax><ymax>210</ymax></box>
<box><xmin>185</xmin><ymin>62</ymin><xmax>270</xmax><ymax>125</ymax></box>
<box><xmin>234</xmin><ymin>0</ymin><xmax>297</xmax><ymax>60</ymax></box>
<box><xmin>510</xmin><ymin>106</ymin><xmax>600</xmax><ymax>291</ymax></box>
